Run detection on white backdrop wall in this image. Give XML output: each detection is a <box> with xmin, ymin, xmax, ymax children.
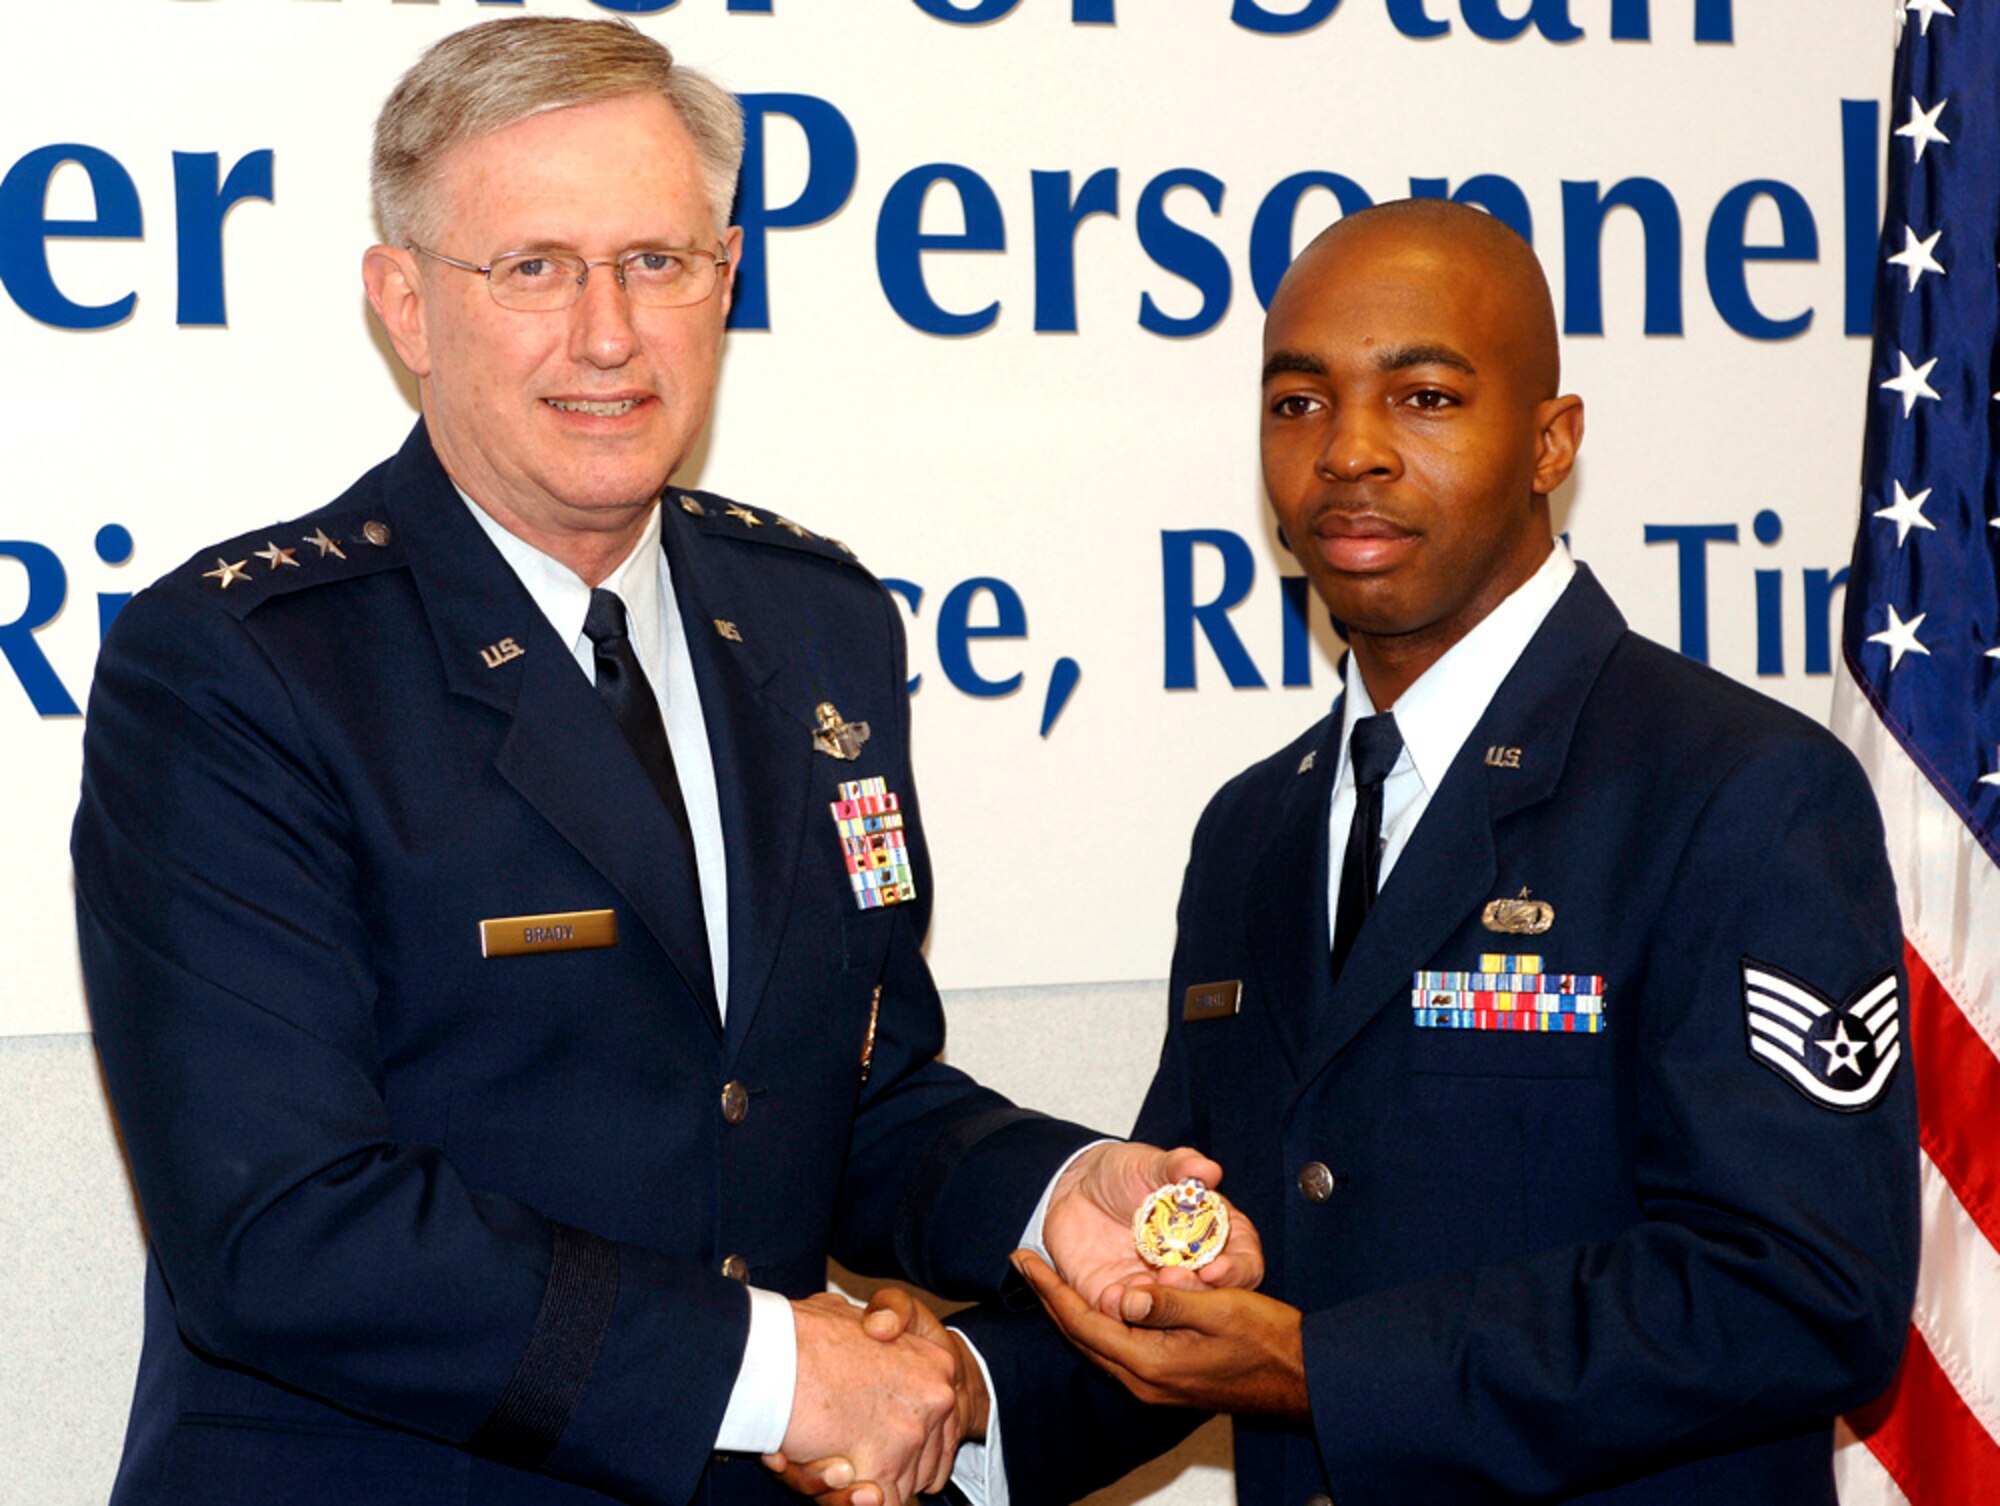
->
<box><xmin>2</xmin><ymin>2</ymin><xmax>1895</xmax><ymax>1501</ymax></box>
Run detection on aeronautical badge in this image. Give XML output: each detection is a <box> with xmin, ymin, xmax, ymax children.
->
<box><xmin>831</xmin><ymin>776</ymin><xmax>916</xmax><ymax>909</ymax></box>
<box><xmin>1132</xmin><ymin>1178</ymin><xmax>1230</xmax><ymax>1271</ymax></box>
<box><xmin>1740</xmin><ymin>957</ymin><xmax>1900</xmax><ymax>1112</ymax></box>
<box><xmin>813</xmin><ymin>702</ymin><xmax>871</xmax><ymax>761</ymax></box>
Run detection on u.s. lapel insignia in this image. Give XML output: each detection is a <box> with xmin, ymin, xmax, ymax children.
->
<box><xmin>813</xmin><ymin>702</ymin><xmax>871</xmax><ymax>760</ymax></box>
<box><xmin>1482</xmin><ymin>887</ymin><xmax>1553</xmax><ymax>935</ymax></box>
<box><xmin>1297</xmin><ymin>750</ymin><xmax>1316</xmax><ymax>775</ymax></box>
<box><xmin>1485</xmin><ymin>745</ymin><xmax>1523</xmax><ymax>769</ymax></box>
<box><xmin>480</xmin><ymin>637</ymin><xmax>525</xmax><ymax>669</ymax></box>
<box><xmin>713</xmin><ymin>619</ymin><xmax>743</xmax><ymax>642</ymax></box>
<box><xmin>1741</xmin><ymin>958</ymin><xmax>1900</xmax><ymax>1112</ymax></box>
<box><xmin>1411</xmin><ymin>956</ymin><xmax>1606</xmax><ymax>1033</ymax></box>
<box><xmin>832</xmin><ymin>776</ymin><xmax>916</xmax><ymax>909</ymax></box>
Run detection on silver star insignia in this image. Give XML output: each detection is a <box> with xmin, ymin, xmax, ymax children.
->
<box><xmin>774</xmin><ymin>516</ymin><xmax>813</xmax><ymax>539</ymax></box>
<box><xmin>204</xmin><ymin>557</ymin><xmax>251</xmax><ymax>590</ymax></box>
<box><xmin>726</xmin><ymin>504</ymin><xmax>762</xmax><ymax>527</ymax></box>
<box><xmin>303</xmin><ymin>528</ymin><xmax>346</xmax><ymax>560</ymax></box>
<box><xmin>255</xmin><ymin>541</ymin><xmax>300</xmax><ymax>570</ymax></box>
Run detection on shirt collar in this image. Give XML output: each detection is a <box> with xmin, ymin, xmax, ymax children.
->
<box><xmin>1336</xmin><ymin>541</ymin><xmax>1575</xmax><ymax>795</ymax></box>
<box><xmin>457</xmin><ymin>488</ymin><xmax>665</xmax><ymax>681</ymax></box>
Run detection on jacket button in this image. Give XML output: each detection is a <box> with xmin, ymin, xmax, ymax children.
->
<box><xmin>720</xmin><ymin>1254</ymin><xmax>749</xmax><ymax>1282</ymax></box>
<box><xmin>1305</xmin><ymin>1495</ymin><xmax>1333</xmax><ymax>1506</ymax></box>
<box><xmin>1298</xmin><ymin>1161</ymin><xmax>1336</xmax><ymax>1203</ymax></box>
<box><xmin>720</xmin><ymin>1081</ymin><xmax>749</xmax><ymax>1125</ymax></box>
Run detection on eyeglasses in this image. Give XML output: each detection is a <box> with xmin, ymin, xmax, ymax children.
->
<box><xmin>409</xmin><ymin>243</ymin><xmax>730</xmax><ymax>311</ymax></box>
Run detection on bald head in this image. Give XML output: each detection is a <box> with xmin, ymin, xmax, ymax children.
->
<box><xmin>1282</xmin><ymin>199</ymin><xmax>1561</xmax><ymax>399</ymax></box>
<box><xmin>1257</xmin><ymin>195</ymin><xmax>1585</xmax><ymax>707</ymax></box>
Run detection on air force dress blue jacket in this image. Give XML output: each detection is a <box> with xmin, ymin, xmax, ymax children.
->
<box><xmin>73</xmin><ymin>423</ymin><xmax>1095</xmax><ymax>1506</ymax></box>
<box><xmin>960</xmin><ymin>566</ymin><xmax>1918</xmax><ymax>1506</ymax></box>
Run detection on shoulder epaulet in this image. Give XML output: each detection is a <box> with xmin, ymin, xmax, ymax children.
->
<box><xmin>179</xmin><ymin>508</ymin><xmax>407</xmax><ymax>620</ymax></box>
<box><xmin>669</xmin><ymin>488</ymin><xmax>869</xmax><ymax>572</ymax></box>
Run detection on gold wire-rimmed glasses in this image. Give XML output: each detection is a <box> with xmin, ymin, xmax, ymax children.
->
<box><xmin>409</xmin><ymin>243</ymin><xmax>730</xmax><ymax>311</ymax></box>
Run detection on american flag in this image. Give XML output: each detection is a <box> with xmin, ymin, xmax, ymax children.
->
<box><xmin>1831</xmin><ymin>2</ymin><xmax>2000</xmax><ymax>1500</ymax></box>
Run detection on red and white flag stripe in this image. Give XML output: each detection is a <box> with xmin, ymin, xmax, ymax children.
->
<box><xmin>1832</xmin><ymin>665</ymin><xmax>2000</xmax><ymax>1504</ymax></box>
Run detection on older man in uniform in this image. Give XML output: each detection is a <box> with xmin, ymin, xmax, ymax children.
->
<box><xmin>71</xmin><ymin>19</ymin><xmax>1256</xmax><ymax>1506</ymax></box>
<box><xmin>906</xmin><ymin>199</ymin><xmax>1917</xmax><ymax>1505</ymax></box>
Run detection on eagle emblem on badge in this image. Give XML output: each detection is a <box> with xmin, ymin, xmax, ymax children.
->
<box><xmin>1740</xmin><ymin>958</ymin><xmax>1899</xmax><ymax>1112</ymax></box>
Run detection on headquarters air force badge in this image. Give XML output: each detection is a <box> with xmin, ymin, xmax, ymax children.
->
<box><xmin>1132</xmin><ymin>1178</ymin><xmax>1230</xmax><ymax>1271</ymax></box>
<box><xmin>1741</xmin><ymin>958</ymin><xmax>1900</xmax><ymax>1112</ymax></box>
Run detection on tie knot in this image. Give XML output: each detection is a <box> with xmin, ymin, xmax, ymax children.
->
<box><xmin>583</xmin><ymin>588</ymin><xmax>630</xmax><ymax>650</ymax></box>
<box><xmin>1348</xmin><ymin>712</ymin><xmax>1402</xmax><ymax>789</ymax></box>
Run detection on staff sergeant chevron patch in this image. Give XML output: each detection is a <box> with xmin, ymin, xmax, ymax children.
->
<box><xmin>1740</xmin><ymin>958</ymin><xmax>1900</xmax><ymax>1113</ymax></box>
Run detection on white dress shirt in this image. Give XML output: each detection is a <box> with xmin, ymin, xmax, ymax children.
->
<box><xmin>1326</xmin><ymin>543</ymin><xmax>1575</xmax><ymax>937</ymax></box>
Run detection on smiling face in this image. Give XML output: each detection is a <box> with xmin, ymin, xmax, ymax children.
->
<box><xmin>1260</xmin><ymin>205</ymin><xmax>1582</xmax><ymax>704</ymax></box>
<box><xmin>365</xmin><ymin>91</ymin><xmax>740</xmax><ymax>577</ymax></box>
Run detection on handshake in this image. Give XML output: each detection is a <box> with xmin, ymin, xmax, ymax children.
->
<box><xmin>760</xmin><ymin>1141</ymin><xmax>1272</xmax><ymax>1506</ymax></box>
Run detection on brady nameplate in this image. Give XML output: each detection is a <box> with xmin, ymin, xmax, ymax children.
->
<box><xmin>480</xmin><ymin>909</ymin><xmax>618</xmax><ymax>959</ymax></box>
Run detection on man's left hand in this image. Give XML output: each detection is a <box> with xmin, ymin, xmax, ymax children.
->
<box><xmin>1012</xmin><ymin>1250</ymin><xmax>1309</xmax><ymax>1420</ymax></box>
<box><xmin>1041</xmin><ymin>1142</ymin><xmax>1265</xmax><ymax>1312</ymax></box>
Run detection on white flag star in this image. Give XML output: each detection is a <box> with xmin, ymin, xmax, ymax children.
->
<box><xmin>1896</xmin><ymin>96</ymin><xmax>1951</xmax><ymax>162</ymax></box>
<box><xmin>1874</xmin><ymin>481</ymin><xmax>1937</xmax><ymax>546</ymax></box>
<box><xmin>1905</xmin><ymin>0</ymin><xmax>1955</xmax><ymax>36</ymax></box>
<box><xmin>1887</xmin><ymin>226</ymin><xmax>1945</xmax><ymax>290</ymax></box>
<box><xmin>1867</xmin><ymin>605</ymin><xmax>1931</xmax><ymax>669</ymax></box>
<box><xmin>1881</xmin><ymin>351</ymin><xmax>1941</xmax><ymax>416</ymax></box>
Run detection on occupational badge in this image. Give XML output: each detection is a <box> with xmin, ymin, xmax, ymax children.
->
<box><xmin>1411</xmin><ymin>955</ymin><xmax>1606</xmax><ymax>1033</ymax></box>
<box><xmin>1481</xmin><ymin>888</ymin><xmax>1554</xmax><ymax>935</ymax></box>
<box><xmin>831</xmin><ymin>776</ymin><xmax>916</xmax><ymax>909</ymax></box>
<box><xmin>813</xmin><ymin>702</ymin><xmax>871</xmax><ymax>760</ymax></box>
<box><xmin>1741</xmin><ymin>958</ymin><xmax>1899</xmax><ymax>1112</ymax></box>
<box><xmin>1132</xmin><ymin>1178</ymin><xmax>1230</xmax><ymax>1271</ymax></box>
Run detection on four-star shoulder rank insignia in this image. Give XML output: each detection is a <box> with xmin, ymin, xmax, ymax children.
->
<box><xmin>1741</xmin><ymin>958</ymin><xmax>1900</xmax><ymax>1112</ymax></box>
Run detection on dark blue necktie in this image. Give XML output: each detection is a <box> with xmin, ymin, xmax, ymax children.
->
<box><xmin>1330</xmin><ymin>712</ymin><xmax>1403</xmax><ymax>986</ymax></box>
<box><xmin>582</xmin><ymin>588</ymin><xmax>711</xmax><ymax>985</ymax></box>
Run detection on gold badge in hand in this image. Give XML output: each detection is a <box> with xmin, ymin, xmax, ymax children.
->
<box><xmin>1132</xmin><ymin>1177</ymin><xmax>1230</xmax><ymax>1270</ymax></box>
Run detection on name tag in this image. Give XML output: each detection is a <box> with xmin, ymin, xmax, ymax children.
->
<box><xmin>480</xmin><ymin>909</ymin><xmax>618</xmax><ymax>959</ymax></box>
<box><xmin>1183</xmin><ymin>980</ymin><xmax>1242</xmax><ymax>1021</ymax></box>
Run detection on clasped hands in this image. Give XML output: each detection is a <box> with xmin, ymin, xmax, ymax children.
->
<box><xmin>763</xmin><ymin>1141</ymin><xmax>1266</xmax><ymax>1506</ymax></box>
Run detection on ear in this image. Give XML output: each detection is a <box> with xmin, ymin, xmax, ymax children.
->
<box><xmin>1530</xmin><ymin>394</ymin><xmax>1584</xmax><ymax>496</ymax></box>
<box><xmin>716</xmin><ymin>223</ymin><xmax>744</xmax><ymax>322</ymax></box>
<box><xmin>363</xmin><ymin>245</ymin><xmax>433</xmax><ymax>379</ymax></box>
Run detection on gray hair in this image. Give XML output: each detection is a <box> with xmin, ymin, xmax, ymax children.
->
<box><xmin>370</xmin><ymin>16</ymin><xmax>743</xmax><ymax>248</ymax></box>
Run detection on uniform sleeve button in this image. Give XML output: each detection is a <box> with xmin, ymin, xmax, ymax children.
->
<box><xmin>1298</xmin><ymin>1161</ymin><xmax>1336</xmax><ymax>1203</ymax></box>
<box><xmin>720</xmin><ymin>1254</ymin><xmax>749</xmax><ymax>1282</ymax></box>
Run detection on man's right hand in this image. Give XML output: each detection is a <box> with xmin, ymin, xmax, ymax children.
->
<box><xmin>765</xmin><ymin>1292</ymin><xmax>966</xmax><ymax>1506</ymax></box>
<box><xmin>764</xmin><ymin>1288</ymin><xmax>988</xmax><ymax>1506</ymax></box>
